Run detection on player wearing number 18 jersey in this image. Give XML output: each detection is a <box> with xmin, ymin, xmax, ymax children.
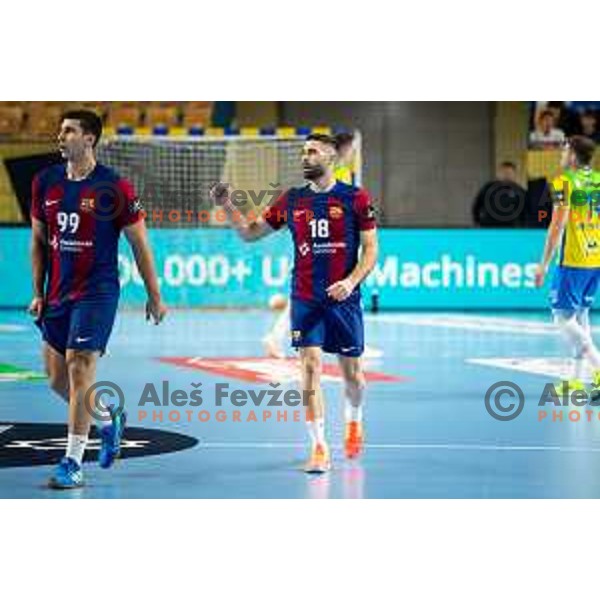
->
<box><xmin>219</xmin><ymin>133</ymin><xmax>378</xmax><ymax>473</ymax></box>
<box><xmin>264</xmin><ymin>177</ymin><xmax>376</xmax><ymax>354</ymax></box>
<box><xmin>261</xmin><ymin>132</ymin><xmax>383</xmax><ymax>360</ymax></box>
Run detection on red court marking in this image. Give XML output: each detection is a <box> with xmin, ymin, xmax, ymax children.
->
<box><xmin>157</xmin><ymin>357</ymin><xmax>408</xmax><ymax>384</ymax></box>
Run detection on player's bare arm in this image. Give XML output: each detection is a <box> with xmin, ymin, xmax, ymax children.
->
<box><xmin>228</xmin><ymin>208</ymin><xmax>273</xmax><ymax>242</ymax></box>
<box><xmin>123</xmin><ymin>220</ymin><xmax>167</xmax><ymax>324</ymax></box>
<box><xmin>211</xmin><ymin>183</ymin><xmax>274</xmax><ymax>242</ymax></box>
<box><xmin>327</xmin><ymin>229</ymin><xmax>379</xmax><ymax>302</ymax></box>
<box><xmin>29</xmin><ymin>216</ymin><xmax>47</xmax><ymax>318</ymax></box>
<box><xmin>535</xmin><ymin>203</ymin><xmax>569</xmax><ymax>288</ymax></box>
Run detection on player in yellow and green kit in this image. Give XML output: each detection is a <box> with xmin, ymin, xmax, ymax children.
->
<box><xmin>535</xmin><ymin>136</ymin><xmax>600</xmax><ymax>392</ymax></box>
<box><xmin>333</xmin><ymin>132</ymin><xmax>356</xmax><ymax>185</ymax></box>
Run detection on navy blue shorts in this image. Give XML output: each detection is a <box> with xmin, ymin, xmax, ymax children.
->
<box><xmin>290</xmin><ymin>297</ymin><xmax>364</xmax><ymax>357</ymax></box>
<box><xmin>36</xmin><ymin>296</ymin><xmax>119</xmax><ymax>356</ymax></box>
<box><xmin>550</xmin><ymin>266</ymin><xmax>600</xmax><ymax>312</ymax></box>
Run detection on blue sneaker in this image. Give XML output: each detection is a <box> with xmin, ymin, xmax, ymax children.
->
<box><xmin>98</xmin><ymin>407</ymin><xmax>127</xmax><ymax>469</ymax></box>
<box><xmin>48</xmin><ymin>457</ymin><xmax>84</xmax><ymax>489</ymax></box>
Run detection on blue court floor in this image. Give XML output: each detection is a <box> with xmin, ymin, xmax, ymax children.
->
<box><xmin>2</xmin><ymin>308</ymin><xmax>600</xmax><ymax>498</ymax></box>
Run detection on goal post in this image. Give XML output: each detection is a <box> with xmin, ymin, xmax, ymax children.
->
<box><xmin>97</xmin><ymin>129</ymin><xmax>362</xmax><ymax>229</ymax></box>
<box><xmin>96</xmin><ymin>129</ymin><xmax>362</xmax><ymax>310</ymax></box>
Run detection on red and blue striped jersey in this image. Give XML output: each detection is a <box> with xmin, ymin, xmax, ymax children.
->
<box><xmin>31</xmin><ymin>163</ymin><xmax>144</xmax><ymax>307</ymax></box>
<box><xmin>265</xmin><ymin>182</ymin><xmax>377</xmax><ymax>302</ymax></box>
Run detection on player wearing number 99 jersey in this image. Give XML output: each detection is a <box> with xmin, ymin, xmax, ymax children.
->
<box><xmin>29</xmin><ymin>110</ymin><xmax>166</xmax><ymax>490</ymax></box>
<box><xmin>31</xmin><ymin>163</ymin><xmax>142</xmax><ymax>311</ymax></box>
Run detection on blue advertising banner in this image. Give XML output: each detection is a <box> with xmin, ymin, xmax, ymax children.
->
<box><xmin>366</xmin><ymin>229</ymin><xmax>545</xmax><ymax>309</ymax></box>
<box><xmin>0</xmin><ymin>227</ymin><xmax>548</xmax><ymax>309</ymax></box>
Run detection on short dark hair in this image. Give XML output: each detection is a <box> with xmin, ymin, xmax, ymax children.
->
<box><xmin>306</xmin><ymin>133</ymin><xmax>337</xmax><ymax>148</ymax></box>
<box><xmin>500</xmin><ymin>161</ymin><xmax>516</xmax><ymax>170</ymax></box>
<box><xmin>333</xmin><ymin>132</ymin><xmax>355</xmax><ymax>150</ymax></box>
<box><xmin>61</xmin><ymin>109</ymin><xmax>103</xmax><ymax>147</ymax></box>
<box><xmin>581</xmin><ymin>109</ymin><xmax>597</xmax><ymax>120</ymax></box>
<box><xmin>540</xmin><ymin>109</ymin><xmax>554</xmax><ymax>120</ymax></box>
<box><xmin>570</xmin><ymin>135</ymin><xmax>596</xmax><ymax>166</ymax></box>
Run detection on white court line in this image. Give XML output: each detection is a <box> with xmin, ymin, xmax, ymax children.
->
<box><xmin>466</xmin><ymin>356</ymin><xmax>593</xmax><ymax>381</ymax></box>
<box><xmin>365</xmin><ymin>313</ymin><xmax>594</xmax><ymax>336</ymax></box>
<box><xmin>0</xmin><ymin>426</ymin><xmax>13</xmax><ymax>435</ymax></box>
<box><xmin>198</xmin><ymin>441</ymin><xmax>600</xmax><ymax>453</ymax></box>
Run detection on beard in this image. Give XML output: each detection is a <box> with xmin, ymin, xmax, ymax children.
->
<box><xmin>303</xmin><ymin>163</ymin><xmax>326</xmax><ymax>181</ymax></box>
<box><xmin>59</xmin><ymin>145</ymin><xmax>84</xmax><ymax>162</ymax></box>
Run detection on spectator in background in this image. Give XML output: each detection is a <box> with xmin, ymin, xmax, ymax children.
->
<box><xmin>577</xmin><ymin>110</ymin><xmax>600</xmax><ymax>143</ymax></box>
<box><xmin>533</xmin><ymin>102</ymin><xmax>567</xmax><ymax>132</ymax></box>
<box><xmin>530</xmin><ymin>110</ymin><xmax>566</xmax><ymax>148</ymax></box>
<box><xmin>472</xmin><ymin>161</ymin><xmax>527</xmax><ymax>227</ymax></box>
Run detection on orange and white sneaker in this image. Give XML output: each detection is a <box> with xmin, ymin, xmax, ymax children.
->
<box><xmin>304</xmin><ymin>443</ymin><xmax>331</xmax><ymax>474</ymax></box>
<box><xmin>344</xmin><ymin>421</ymin><xmax>364</xmax><ymax>460</ymax></box>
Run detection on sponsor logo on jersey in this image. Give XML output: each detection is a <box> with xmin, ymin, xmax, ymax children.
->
<box><xmin>299</xmin><ymin>242</ymin><xmax>311</xmax><ymax>257</ymax></box>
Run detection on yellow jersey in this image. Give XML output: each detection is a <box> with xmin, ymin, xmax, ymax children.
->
<box><xmin>334</xmin><ymin>165</ymin><xmax>354</xmax><ymax>185</ymax></box>
<box><xmin>552</xmin><ymin>167</ymin><xmax>600</xmax><ymax>269</ymax></box>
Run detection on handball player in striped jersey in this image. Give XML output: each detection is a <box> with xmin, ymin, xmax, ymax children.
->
<box><xmin>216</xmin><ymin>133</ymin><xmax>378</xmax><ymax>473</ymax></box>
<box><xmin>30</xmin><ymin>110</ymin><xmax>167</xmax><ymax>489</ymax></box>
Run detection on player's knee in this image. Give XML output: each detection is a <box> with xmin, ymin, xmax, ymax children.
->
<box><xmin>301</xmin><ymin>352</ymin><xmax>322</xmax><ymax>379</ymax></box>
<box><xmin>66</xmin><ymin>351</ymin><xmax>95</xmax><ymax>384</ymax></box>
<box><xmin>47</xmin><ymin>369</ymin><xmax>68</xmax><ymax>397</ymax></box>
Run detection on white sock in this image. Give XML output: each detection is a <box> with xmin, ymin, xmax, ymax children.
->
<box><xmin>307</xmin><ymin>417</ymin><xmax>325</xmax><ymax>447</ymax></box>
<box><xmin>66</xmin><ymin>434</ymin><xmax>88</xmax><ymax>466</ymax></box>
<box><xmin>574</xmin><ymin>309</ymin><xmax>590</xmax><ymax>380</ymax></box>
<box><xmin>344</xmin><ymin>380</ymin><xmax>365</xmax><ymax>423</ymax></box>
<box><xmin>588</xmin><ymin>348</ymin><xmax>600</xmax><ymax>373</ymax></box>
<box><xmin>345</xmin><ymin>403</ymin><xmax>363</xmax><ymax>423</ymax></box>
<box><xmin>555</xmin><ymin>312</ymin><xmax>600</xmax><ymax>371</ymax></box>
